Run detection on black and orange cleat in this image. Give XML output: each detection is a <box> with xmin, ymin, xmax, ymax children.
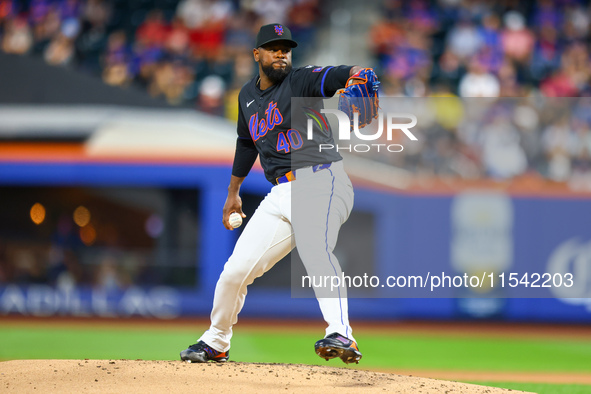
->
<box><xmin>314</xmin><ymin>333</ymin><xmax>362</xmax><ymax>364</ymax></box>
<box><xmin>180</xmin><ymin>341</ymin><xmax>229</xmax><ymax>363</ymax></box>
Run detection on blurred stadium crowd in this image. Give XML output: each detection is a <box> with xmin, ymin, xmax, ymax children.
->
<box><xmin>372</xmin><ymin>0</ymin><xmax>591</xmax><ymax>98</ymax></box>
<box><xmin>376</xmin><ymin>96</ymin><xmax>591</xmax><ymax>189</ymax></box>
<box><xmin>1</xmin><ymin>0</ymin><xmax>591</xmax><ymax>185</ymax></box>
<box><xmin>368</xmin><ymin>0</ymin><xmax>591</xmax><ymax>186</ymax></box>
<box><xmin>0</xmin><ymin>0</ymin><xmax>321</xmax><ymax>114</ymax></box>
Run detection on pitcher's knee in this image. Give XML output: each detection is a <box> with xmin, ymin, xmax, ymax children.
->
<box><xmin>218</xmin><ymin>258</ymin><xmax>262</xmax><ymax>287</ymax></box>
<box><xmin>299</xmin><ymin>248</ymin><xmax>336</xmax><ymax>264</ymax></box>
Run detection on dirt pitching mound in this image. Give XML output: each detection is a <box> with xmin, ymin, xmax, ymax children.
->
<box><xmin>0</xmin><ymin>359</ymin><xmax>529</xmax><ymax>393</ymax></box>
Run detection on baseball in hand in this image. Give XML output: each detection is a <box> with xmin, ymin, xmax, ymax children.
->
<box><xmin>229</xmin><ymin>212</ymin><xmax>243</xmax><ymax>228</ymax></box>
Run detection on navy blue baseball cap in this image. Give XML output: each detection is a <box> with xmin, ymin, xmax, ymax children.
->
<box><xmin>255</xmin><ymin>23</ymin><xmax>298</xmax><ymax>48</ymax></box>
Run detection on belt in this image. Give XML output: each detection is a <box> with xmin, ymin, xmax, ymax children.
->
<box><xmin>275</xmin><ymin>163</ymin><xmax>332</xmax><ymax>185</ymax></box>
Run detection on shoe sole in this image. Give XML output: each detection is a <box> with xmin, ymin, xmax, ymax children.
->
<box><xmin>315</xmin><ymin>344</ymin><xmax>362</xmax><ymax>364</ymax></box>
<box><xmin>180</xmin><ymin>350</ymin><xmax>229</xmax><ymax>363</ymax></box>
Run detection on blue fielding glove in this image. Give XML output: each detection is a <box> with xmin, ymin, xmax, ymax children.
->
<box><xmin>337</xmin><ymin>68</ymin><xmax>380</xmax><ymax>130</ymax></box>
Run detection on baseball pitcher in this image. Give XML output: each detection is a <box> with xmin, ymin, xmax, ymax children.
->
<box><xmin>181</xmin><ymin>23</ymin><xmax>379</xmax><ymax>365</ymax></box>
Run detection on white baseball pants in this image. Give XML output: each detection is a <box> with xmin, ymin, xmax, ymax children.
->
<box><xmin>199</xmin><ymin>160</ymin><xmax>355</xmax><ymax>352</ymax></box>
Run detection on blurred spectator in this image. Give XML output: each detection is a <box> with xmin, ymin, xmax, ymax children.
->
<box><xmin>232</xmin><ymin>49</ymin><xmax>256</xmax><ymax>86</ymax></box>
<box><xmin>101</xmin><ymin>30</ymin><xmax>132</xmax><ymax>86</ymax></box>
<box><xmin>513</xmin><ymin>103</ymin><xmax>543</xmax><ymax>172</ymax></box>
<box><xmin>2</xmin><ymin>17</ymin><xmax>32</xmax><ymax>54</ymax></box>
<box><xmin>130</xmin><ymin>38</ymin><xmax>163</xmax><ymax>88</ymax></box>
<box><xmin>75</xmin><ymin>0</ymin><xmax>109</xmax><ymax>74</ymax></box>
<box><xmin>136</xmin><ymin>9</ymin><xmax>168</xmax><ymax>47</ymax></box>
<box><xmin>430</xmin><ymin>49</ymin><xmax>464</xmax><ymax>93</ymax></box>
<box><xmin>541</xmin><ymin>43</ymin><xmax>590</xmax><ymax>97</ymax></box>
<box><xmin>242</xmin><ymin>0</ymin><xmax>291</xmax><ymax>25</ymax></box>
<box><xmin>565</xmin><ymin>4</ymin><xmax>589</xmax><ymax>41</ymax></box>
<box><xmin>94</xmin><ymin>254</ymin><xmax>127</xmax><ymax>291</ymax></box>
<box><xmin>177</xmin><ymin>0</ymin><xmax>233</xmax><ymax>29</ymax></box>
<box><xmin>571</xmin><ymin>121</ymin><xmax>591</xmax><ymax>171</ymax></box>
<box><xmin>0</xmin><ymin>0</ymin><xmax>15</xmax><ymax>23</ymax></box>
<box><xmin>59</xmin><ymin>0</ymin><xmax>82</xmax><ymax>20</ymax></box>
<box><xmin>458</xmin><ymin>56</ymin><xmax>500</xmax><ymax>97</ymax></box>
<box><xmin>542</xmin><ymin>114</ymin><xmax>577</xmax><ymax>181</ymax></box>
<box><xmin>44</xmin><ymin>33</ymin><xmax>75</xmax><ymax>66</ymax></box>
<box><xmin>479</xmin><ymin>116</ymin><xmax>528</xmax><ymax>179</ymax></box>
<box><xmin>406</xmin><ymin>0</ymin><xmax>438</xmax><ymax>35</ymax></box>
<box><xmin>501</xmin><ymin>11</ymin><xmax>535</xmax><ymax>64</ymax></box>
<box><xmin>529</xmin><ymin>23</ymin><xmax>560</xmax><ymax>83</ymax></box>
<box><xmin>497</xmin><ymin>59</ymin><xmax>522</xmax><ymax>97</ymax></box>
<box><xmin>103</xmin><ymin>30</ymin><xmax>129</xmax><ymax>66</ymax></box>
<box><xmin>31</xmin><ymin>7</ymin><xmax>61</xmax><ymax>54</ymax></box>
<box><xmin>532</xmin><ymin>0</ymin><xmax>562</xmax><ymax>29</ymax></box>
<box><xmin>446</xmin><ymin>18</ymin><xmax>483</xmax><ymax>61</ymax></box>
<box><xmin>386</xmin><ymin>28</ymin><xmax>431</xmax><ymax>83</ymax></box>
<box><xmin>479</xmin><ymin>12</ymin><xmax>502</xmax><ymax>54</ymax></box>
<box><xmin>369</xmin><ymin>16</ymin><xmax>404</xmax><ymax>72</ymax></box>
<box><xmin>47</xmin><ymin>246</ymin><xmax>82</xmax><ymax>290</ymax></box>
<box><xmin>28</xmin><ymin>0</ymin><xmax>51</xmax><ymax>26</ymax></box>
<box><xmin>13</xmin><ymin>249</ymin><xmax>46</xmax><ymax>284</ymax></box>
<box><xmin>287</xmin><ymin>0</ymin><xmax>320</xmax><ymax>53</ymax></box>
<box><xmin>102</xmin><ymin>59</ymin><xmax>133</xmax><ymax>86</ymax></box>
<box><xmin>224</xmin><ymin>11</ymin><xmax>258</xmax><ymax>54</ymax></box>
<box><xmin>196</xmin><ymin>74</ymin><xmax>225</xmax><ymax>115</ymax></box>
<box><xmin>165</xmin><ymin>16</ymin><xmax>190</xmax><ymax>56</ymax></box>
<box><xmin>82</xmin><ymin>0</ymin><xmax>110</xmax><ymax>26</ymax></box>
<box><xmin>148</xmin><ymin>58</ymin><xmax>194</xmax><ymax>105</ymax></box>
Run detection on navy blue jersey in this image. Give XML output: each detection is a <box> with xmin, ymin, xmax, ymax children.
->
<box><xmin>232</xmin><ymin>65</ymin><xmax>352</xmax><ymax>184</ymax></box>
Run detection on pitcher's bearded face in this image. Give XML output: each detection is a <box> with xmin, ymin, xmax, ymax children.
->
<box><xmin>257</xmin><ymin>43</ymin><xmax>293</xmax><ymax>84</ymax></box>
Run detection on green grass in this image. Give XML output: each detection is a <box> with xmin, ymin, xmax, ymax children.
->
<box><xmin>350</xmin><ymin>334</ymin><xmax>591</xmax><ymax>372</ymax></box>
<box><xmin>234</xmin><ymin>329</ymin><xmax>591</xmax><ymax>373</ymax></box>
<box><xmin>469</xmin><ymin>382</ymin><xmax>591</xmax><ymax>394</ymax></box>
<box><xmin>2</xmin><ymin>326</ymin><xmax>590</xmax><ymax>373</ymax></box>
<box><xmin>1</xmin><ymin>323</ymin><xmax>590</xmax><ymax>394</ymax></box>
<box><xmin>0</xmin><ymin>326</ymin><xmax>192</xmax><ymax>361</ymax></box>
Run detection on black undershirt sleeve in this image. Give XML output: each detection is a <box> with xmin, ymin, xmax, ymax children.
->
<box><xmin>232</xmin><ymin>98</ymin><xmax>258</xmax><ymax>177</ymax></box>
<box><xmin>231</xmin><ymin>137</ymin><xmax>258</xmax><ymax>177</ymax></box>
